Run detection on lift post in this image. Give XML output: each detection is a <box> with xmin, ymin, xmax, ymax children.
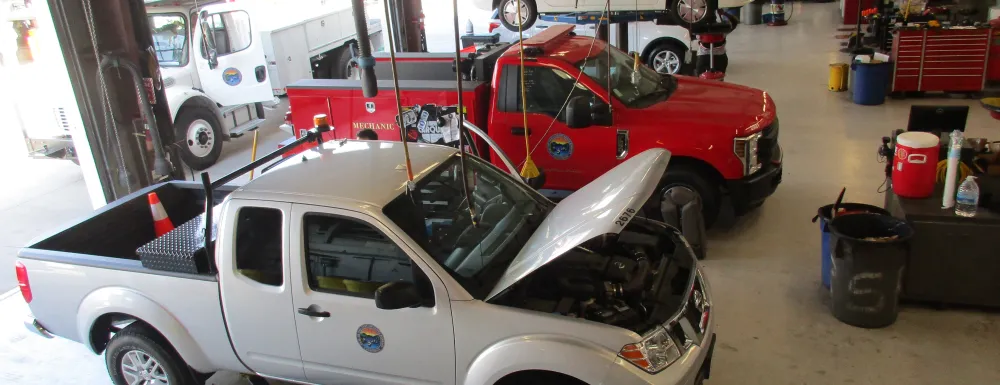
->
<box><xmin>47</xmin><ymin>0</ymin><xmax>181</xmax><ymax>202</ymax></box>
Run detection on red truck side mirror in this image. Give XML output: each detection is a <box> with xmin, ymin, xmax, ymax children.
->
<box><xmin>566</xmin><ymin>96</ymin><xmax>593</xmax><ymax>129</ymax></box>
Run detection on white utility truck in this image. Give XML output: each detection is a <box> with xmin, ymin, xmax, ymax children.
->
<box><xmin>146</xmin><ymin>0</ymin><xmax>383</xmax><ymax>169</ymax></box>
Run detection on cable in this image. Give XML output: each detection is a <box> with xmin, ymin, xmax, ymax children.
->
<box><xmin>515</xmin><ymin>0</ymin><xmax>540</xmax><ymax>179</ymax></box>
<box><xmin>519</xmin><ymin>2</ymin><xmax>609</xmax><ymax>164</ymax></box>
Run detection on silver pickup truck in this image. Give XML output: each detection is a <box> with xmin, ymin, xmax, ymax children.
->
<box><xmin>16</xmin><ymin>135</ymin><xmax>715</xmax><ymax>385</ymax></box>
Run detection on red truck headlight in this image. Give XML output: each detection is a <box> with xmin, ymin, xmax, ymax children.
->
<box><xmin>734</xmin><ymin>132</ymin><xmax>762</xmax><ymax>176</ymax></box>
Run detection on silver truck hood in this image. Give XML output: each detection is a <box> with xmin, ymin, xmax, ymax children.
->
<box><xmin>486</xmin><ymin>148</ymin><xmax>671</xmax><ymax>300</ymax></box>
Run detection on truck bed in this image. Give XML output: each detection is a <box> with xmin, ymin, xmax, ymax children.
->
<box><xmin>26</xmin><ymin>181</ymin><xmax>234</xmax><ymax>264</ymax></box>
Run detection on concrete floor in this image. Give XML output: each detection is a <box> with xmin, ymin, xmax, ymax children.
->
<box><xmin>2</xmin><ymin>2</ymin><xmax>1000</xmax><ymax>384</ymax></box>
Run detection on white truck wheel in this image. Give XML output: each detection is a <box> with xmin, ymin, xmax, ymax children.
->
<box><xmin>174</xmin><ymin>108</ymin><xmax>223</xmax><ymax>171</ymax></box>
<box><xmin>105</xmin><ymin>323</ymin><xmax>196</xmax><ymax>385</ymax></box>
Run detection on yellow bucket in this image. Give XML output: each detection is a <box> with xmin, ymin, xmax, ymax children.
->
<box><xmin>829</xmin><ymin>63</ymin><xmax>849</xmax><ymax>92</ymax></box>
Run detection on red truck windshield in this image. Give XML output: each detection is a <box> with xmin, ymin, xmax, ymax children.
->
<box><xmin>578</xmin><ymin>46</ymin><xmax>675</xmax><ymax>109</ymax></box>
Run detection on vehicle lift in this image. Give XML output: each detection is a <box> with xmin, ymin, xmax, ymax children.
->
<box><xmin>536</xmin><ymin>11</ymin><xmax>667</xmax><ymax>57</ymax></box>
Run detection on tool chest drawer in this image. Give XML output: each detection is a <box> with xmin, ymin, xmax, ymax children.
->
<box><xmin>890</xmin><ymin>28</ymin><xmax>992</xmax><ymax>92</ymax></box>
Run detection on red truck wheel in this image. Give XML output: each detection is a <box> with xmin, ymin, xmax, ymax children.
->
<box><xmin>654</xmin><ymin>166</ymin><xmax>721</xmax><ymax>228</ymax></box>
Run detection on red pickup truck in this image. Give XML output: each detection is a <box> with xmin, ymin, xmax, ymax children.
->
<box><xmin>282</xmin><ymin>25</ymin><xmax>781</xmax><ymax>225</ymax></box>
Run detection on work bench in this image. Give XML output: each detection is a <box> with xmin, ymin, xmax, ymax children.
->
<box><xmin>884</xmin><ymin>186</ymin><xmax>1000</xmax><ymax>308</ymax></box>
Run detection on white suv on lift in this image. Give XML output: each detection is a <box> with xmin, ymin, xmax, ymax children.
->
<box><xmin>476</xmin><ymin>0</ymin><xmax>752</xmax><ymax>31</ymax></box>
<box><xmin>484</xmin><ymin>9</ymin><xmax>694</xmax><ymax>75</ymax></box>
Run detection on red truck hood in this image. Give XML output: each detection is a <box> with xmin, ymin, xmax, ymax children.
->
<box><xmin>649</xmin><ymin>76</ymin><xmax>776</xmax><ymax>136</ymax></box>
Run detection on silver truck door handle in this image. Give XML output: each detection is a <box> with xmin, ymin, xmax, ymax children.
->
<box><xmin>298</xmin><ymin>307</ymin><xmax>331</xmax><ymax>318</ymax></box>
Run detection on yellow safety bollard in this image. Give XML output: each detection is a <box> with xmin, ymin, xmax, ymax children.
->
<box><xmin>829</xmin><ymin>63</ymin><xmax>849</xmax><ymax>92</ymax></box>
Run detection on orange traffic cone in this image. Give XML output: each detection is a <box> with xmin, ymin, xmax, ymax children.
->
<box><xmin>148</xmin><ymin>192</ymin><xmax>174</xmax><ymax>236</ymax></box>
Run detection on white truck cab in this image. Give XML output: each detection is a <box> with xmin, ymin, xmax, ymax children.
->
<box><xmin>146</xmin><ymin>0</ymin><xmax>383</xmax><ymax>170</ymax></box>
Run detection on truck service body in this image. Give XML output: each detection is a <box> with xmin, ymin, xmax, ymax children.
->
<box><xmin>283</xmin><ymin>25</ymin><xmax>782</xmax><ymax>224</ymax></box>
<box><xmin>18</xmin><ymin>135</ymin><xmax>716</xmax><ymax>385</ymax></box>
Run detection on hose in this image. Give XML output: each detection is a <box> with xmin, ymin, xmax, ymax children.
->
<box><xmin>98</xmin><ymin>55</ymin><xmax>172</xmax><ymax>179</ymax></box>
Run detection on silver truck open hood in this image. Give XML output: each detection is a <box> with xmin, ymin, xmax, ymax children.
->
<box><xmin>486</xmin><ymin>149</ymin><xmax>671</xmax><ymax>300</ymax></box>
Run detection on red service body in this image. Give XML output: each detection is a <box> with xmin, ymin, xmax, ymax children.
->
<box><xmin>892</xmin><ymin>132</ymin><xmax>940</xmax><ymax>198</ymax></box>
<box><xmin>283</xmin><ymin>25</ymin><xmax>783</xmax><ymax>219</ymax></box>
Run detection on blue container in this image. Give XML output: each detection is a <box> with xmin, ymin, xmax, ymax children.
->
<box><xmin>814</xmin><ymin>203</ymin><xmax>889</xmax><ymax>288</ymax></box>
<box><xmin>851</xmin><ymin>62</ymin><xmax>891</xmax><ymax>105</ymax></box>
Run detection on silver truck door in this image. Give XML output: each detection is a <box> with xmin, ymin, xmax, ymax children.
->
<box><xmin>217</xmin><ymin>200</ymin><xmax>305</xmax><ymax>380</ymax></box>
<box><xmin>289</xmin><ymin>204</ymin><xmax>456</xmax><ymax>385</ymax></box>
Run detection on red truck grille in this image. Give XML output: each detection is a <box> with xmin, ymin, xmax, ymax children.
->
<box><xmin>758</xmin><ymin>118</ymin><xmax>780</xmax><ymax>166</ymax></box>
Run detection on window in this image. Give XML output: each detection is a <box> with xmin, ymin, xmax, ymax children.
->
<box><xmin>199</xmin><ymin>10</ymin><xmax>252</xmax><ymax>58</ymax></box>
<box><xmin>235</xmin><ymin>207</ymin><xmax>283</xmax><ymax>286</ymax></box>
<box><xmin>576</xmin><ymin>46</ymin><xmax>676</xmax><ymax>108</ymax></box>
<box><xmin>500</xmin><ymin>65</ymin><xmax>595</xmax><ymax>117</ymax></box>
<box><xmin>303</xmin><ymin>215</ymin><xmax>413</xmax><ymax>298</ymax></box>
<box><xmin>383</xmin><ymin>155</ymin><xmax>552</xmax><ymax>299</ymax></box>
<box><xmin>149</xmin><ymin>14</ymin><xmax>188</xmax><ymax>67</ymax></box>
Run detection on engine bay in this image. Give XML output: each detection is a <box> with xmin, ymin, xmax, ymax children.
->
<box><xmin>492</xmin><ymin>219</ymin><xmax>696</xmax><ymax>333</ymax></box>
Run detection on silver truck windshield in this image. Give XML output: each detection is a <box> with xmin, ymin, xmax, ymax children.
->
<box><xmin>149</xmin><ymin>13</ymin><xmax>189</xmax><ymax>67</ymax></box>
<box><xmin>578</xmin><ymin>46</ymin><xmax>674</xmax><ymax>108</ymax></box>
<box><xmin>383</xmin><ymin>155</ymin><xmax>552</xmax><ymax>299</ymax></box>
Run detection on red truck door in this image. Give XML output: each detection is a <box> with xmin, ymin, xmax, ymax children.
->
<box><xmin>489</xmin><ymin>63</ymin><xmax>619</xmax><ymax>192</ymax></box>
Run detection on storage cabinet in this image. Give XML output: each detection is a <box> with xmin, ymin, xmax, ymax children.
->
<box><xmin>890</xmin><ymin>28</ymin><xmax>992</xmax><ymax>93</ymax></box>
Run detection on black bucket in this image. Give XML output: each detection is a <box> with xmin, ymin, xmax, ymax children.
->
<box><xmin>828</xmin><ymin>213</ymin><xmax>913</xmax><ymax>328</ymax></box>
<box><xmin>813</xmin><ymin>203</ymin><xmax>890</xmax><ymax>288</ymax></box>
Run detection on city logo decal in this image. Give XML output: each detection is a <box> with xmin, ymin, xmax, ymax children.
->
<box><xmin>356</xmin><ymin>324</ymin><xmax>384</xmax><ymax>353</ymax></box>
<box><xmin>222</xmin><ymin>68</ymin><xmax>242</xmax><ymax>86</ymax></box>
<box><xmin>547</xmin><ymin>133</ymin><xmax>573</xmax><ymax>160</ymax></box>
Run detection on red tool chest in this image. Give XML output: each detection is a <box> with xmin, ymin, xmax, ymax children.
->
<box><xmin>890</xmin><ymin>28</ymin><xmax>992</xmax><ymax>93</ymax></box>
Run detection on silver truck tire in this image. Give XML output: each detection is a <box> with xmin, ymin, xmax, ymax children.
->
<box><xmin>175</xmin><ymin>108</ymin><xmax>223</xmax><ymax>171</ymax></box>
<box><xmin>105</xmin><ymin>323</ymin><xmax>196</xmax><ymax>385</ymax></box>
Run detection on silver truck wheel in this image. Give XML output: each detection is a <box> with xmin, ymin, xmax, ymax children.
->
<box><xmin>121</xmin><ymin>350</ymin><xmax>169</xmax><ymax>385</ymax></box>
<box><xmin>106</xmin><ymin>323</ymin><xmax>195</xmax><ymax>385</ymax></box>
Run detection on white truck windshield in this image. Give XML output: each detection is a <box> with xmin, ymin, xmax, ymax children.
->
<box><xmin>149</xmin><ymin>13</ymin><xmax>188</xmax><ymax>67</ymax></box>
<box><xmin>383</xmin><ymin>155</ymin><xmax>552</xmax><ymax>299</ymax></box>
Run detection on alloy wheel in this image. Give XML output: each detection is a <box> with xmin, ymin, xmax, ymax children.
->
<box><xmin>120</xmin><ymin>350</ymin><xmax>169</xmax><ymax>385</ymax></box>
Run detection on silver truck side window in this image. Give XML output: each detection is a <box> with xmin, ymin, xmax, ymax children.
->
<box><xmin>235</xmin><ymin>207</ymin><xmax>284</xmax><ymax>286</ymax></box>
<box><xmin>303</xmin><ymin>214</ymin><xmax>413</xmax><ymax>298</ymax></box>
